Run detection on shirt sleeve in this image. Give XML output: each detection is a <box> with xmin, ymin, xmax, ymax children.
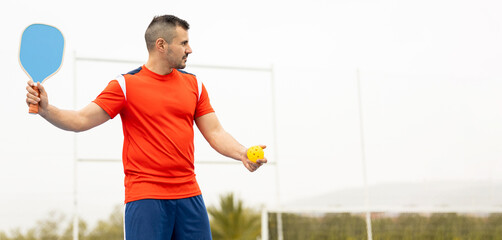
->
<box><xmin>195</xmin><ymin>83</ymin><xmax>215</xmax><ymax>118</ymax></box>
<box><xmin>92</xmin><ymin>80</ymin><xmax>126</xmax><ymax>119</ymax></box>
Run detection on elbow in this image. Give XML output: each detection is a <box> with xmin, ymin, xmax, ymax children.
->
<box><xmin>71</xmin><ymin>122</ymin><xmax>93</xmax><ymax>133</ymax></box>
<box><xmin>60</xmin><ymin>125</ymin><xmax>86</xmax><ymax>133</ymax></box>
<box><xmin>65</xmin><ymin>117</ymin><xmax>92</xmax><ymax>133</ymax></box>
<box><xmin>72</xmin><ymin>128</ymin><xmax>85</xmax><ymax>133</ymax></box>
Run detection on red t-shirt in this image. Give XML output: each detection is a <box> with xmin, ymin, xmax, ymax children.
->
<box><xmin>93</xmin><ymin>65</ymin><xmax>214</xmax><ymax>203</ymax></box>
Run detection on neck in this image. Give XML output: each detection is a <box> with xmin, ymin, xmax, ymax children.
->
<box><xmin>145</xmin><ymin>57</ymin><xmax>173</xmax><ymax>75</ymax></box>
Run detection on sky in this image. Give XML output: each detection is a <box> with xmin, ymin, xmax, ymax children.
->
<box><xmin>1</xmin><ymin>0</ymin><xmax>502</xmax><ymax>233</ymax></box>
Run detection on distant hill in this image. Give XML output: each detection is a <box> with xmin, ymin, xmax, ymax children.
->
<box><xmin>284</xmin><ymin>181</ymin><xmax>502</xmax><ymax>212</ymax></box>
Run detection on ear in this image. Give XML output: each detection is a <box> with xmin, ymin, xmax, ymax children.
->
<box><xmin>156</xmin><ymin>38</ymin><xmax>168</xmax><ymax>52</ymax></box>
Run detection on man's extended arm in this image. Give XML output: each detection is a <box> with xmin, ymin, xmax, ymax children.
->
<box><xmin>195</xmin><ymin>112</ymin><xmax>266</xmax><ymax>172</ymax></box>
<box><xmin>26</xmin><ymin>81</ymin><xmax>110</xmax><ymax>132</ymax></box>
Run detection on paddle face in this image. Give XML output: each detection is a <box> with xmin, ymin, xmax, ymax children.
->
<box><xmin>19</xmin><ymin>24</ymin><xmax>64</xmax><ymax>113</ymax></box>
<box><xmin>20</xmin><ymin>24</ymin><xmax>64</xmax><ymax>83</ymax></box>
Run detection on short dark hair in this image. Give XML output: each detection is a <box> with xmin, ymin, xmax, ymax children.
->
<box><xmin>145</xmin><ymin>15</ymin><xmax>190</xmax><ymax>52</ymax></box>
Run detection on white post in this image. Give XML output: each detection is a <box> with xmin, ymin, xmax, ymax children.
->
<box><xmin>356</xmin><ymin>68</ymin><xmax>373</xmax><ymax>240</ymax></box>
<box><xmin>269</xmin><ymin>65</ymin><xmax>283</xmax><ymax>240</ymax></box>
<box><xmin>261</xmin><ymin>208</ymin><xmax>269</xmax><ymax>240</ymax></box>
<box><xmin>72</xmin><ymin>51</ymin><xmax>79</xmax><ymax>240</ymax></box>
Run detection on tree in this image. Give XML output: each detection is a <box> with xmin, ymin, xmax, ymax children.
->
<box><xmin>36</xmin><ymin>211</ymin><xmax>65</xmax><ymax>240</ymax></box>
<box><xmin>7</xmin><ymin>228</ymin><xmax>36</xmax><ymax>240</ymax></box>
<box><xmin>207</xmin><ymin>193</ymin><xmax>261</xmax><ymax>240</ymax></box>
<box><xmin>0</xmin><ymin>231</ymin><xmax>9</xmax><ymax>240</ymax></box>
<box><xmin>86</xmin><ymin>205</ymin><xmax>124</xmax><ymax>240</ymax></box>
<box><xmin>60</xmin><ymin>218</ymin><xmax>88</xmax><ymax>240</ymax></box>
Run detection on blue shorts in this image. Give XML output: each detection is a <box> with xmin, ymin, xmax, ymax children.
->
<box><xmin>124</xmin><ymin>195</ymin><xmax>212</xmax><ymax>240</ymax></box>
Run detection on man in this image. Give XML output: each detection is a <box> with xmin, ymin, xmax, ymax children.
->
<box><xmin>25</xmin><ymin>15</ymin><xmax>267</xmax><ymax>239</ymax></box>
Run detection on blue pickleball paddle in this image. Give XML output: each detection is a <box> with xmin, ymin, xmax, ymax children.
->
<box><xmin>20</xmin><ymin>24</ymin><xmax>65</xmax><ymax>114</ymax></box>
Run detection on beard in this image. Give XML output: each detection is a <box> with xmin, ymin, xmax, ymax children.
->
<box><xmin>166</xmin><ymin>48</ymin><xmax>188</xmax><ymax>69</ymax></box>
<box><xmin>175</xmin><ymin>56</ymin><xmax>188</xmax><ymax>69</ymax></box>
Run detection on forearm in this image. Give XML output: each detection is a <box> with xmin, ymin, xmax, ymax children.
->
<box><xmin>206</xmin><ymin>129</ymin><xmax>247</xmax><ymax>161</ymax></box>
<box><xmin>196</xmin><ymin>113</ymin><xmax>266</xmax><ymax>172</ymax></box>
<box><xmin>26</xmin><ymin>82</ymin><xmax>110</xmax><ymax>132</ymax></box>
<box><xmin>39</xmin><ymin>103</ymin><xmax>110</xmax><ymax>132</ymax></box>
<box><xmin>40</xmin><ymin>105</ymin><xmax>86</xmax><ymax>132</ymax></box>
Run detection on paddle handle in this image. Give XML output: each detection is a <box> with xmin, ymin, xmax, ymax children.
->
<box><xmin>29</xmin><ymin>85</ymin><xmax>40</xmax><ymax>114</ymax></box>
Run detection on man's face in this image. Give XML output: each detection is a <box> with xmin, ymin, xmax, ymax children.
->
<box><xmin>165</xmin><ymin>26</ymin><xmax>192</xmax><ymax>69</ymax></box>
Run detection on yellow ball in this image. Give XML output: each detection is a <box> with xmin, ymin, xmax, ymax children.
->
<box><xmin>247</xmin><ymin>146</ymin><xmax>264</xmax><ymax>163</ymax></box>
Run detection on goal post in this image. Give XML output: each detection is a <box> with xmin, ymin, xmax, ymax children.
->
<box><xmin>71</xmin><ymin>55</ymin><xmax>280</xmax><ymax>240</ymax></box>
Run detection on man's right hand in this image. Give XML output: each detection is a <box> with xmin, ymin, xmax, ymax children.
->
<box><xmin>26</xmin><ymin>81</ymin><xmax>49</xmax><ymax>115</ymax></box>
